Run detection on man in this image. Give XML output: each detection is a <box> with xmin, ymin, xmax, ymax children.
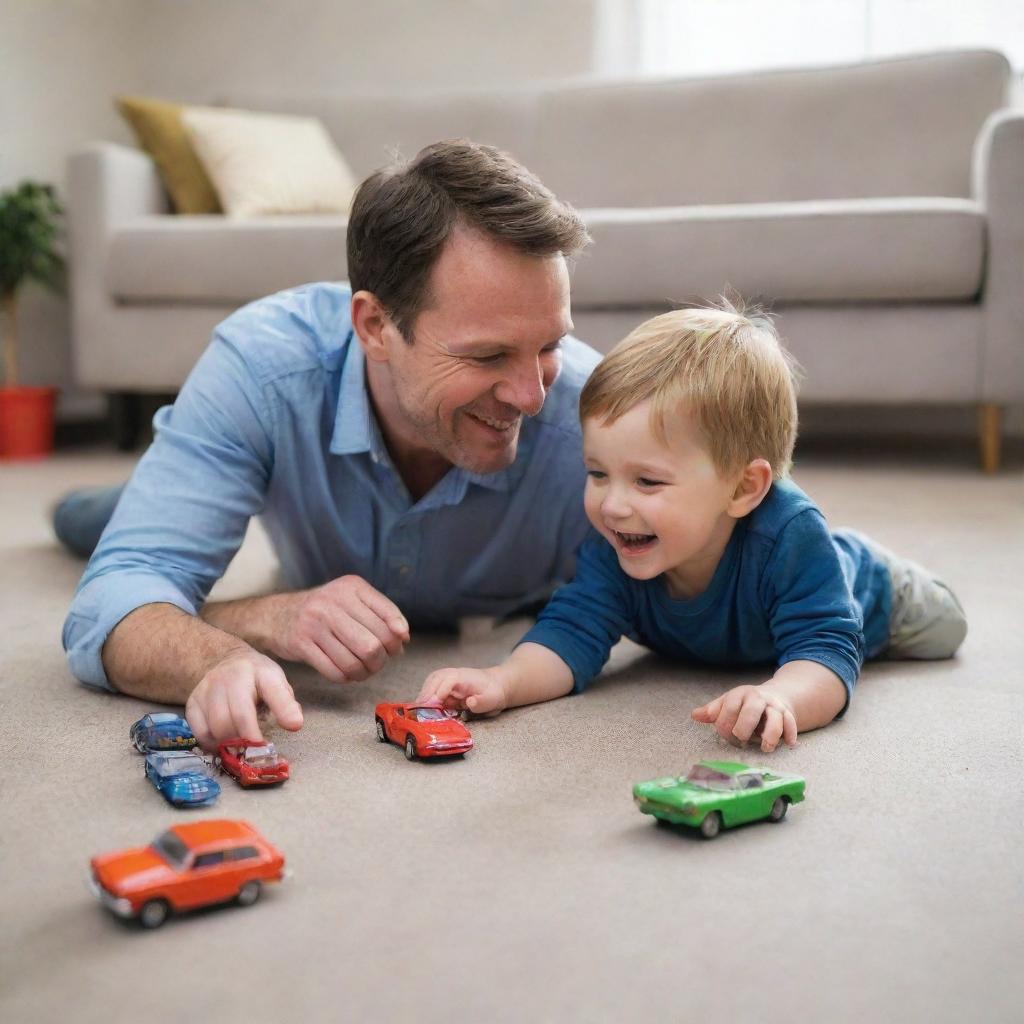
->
<box><xmin>62</xmin><ymin>139</ymin><xmax>599</xmax><ymax>750</ymax></box>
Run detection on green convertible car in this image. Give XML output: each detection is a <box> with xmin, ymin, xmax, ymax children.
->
<box><xmin>633</xmin><ymin>761</ymin><xmax>806</xmax><ymax>838</ymax></box>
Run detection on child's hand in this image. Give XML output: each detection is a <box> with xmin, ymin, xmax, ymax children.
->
<box><xmin>417</xmin><ymin>666</ymin><xmax>509</xmax><ymax>716</ymax></box>
<box><xmin>691</xmin><ymin>683</ymin><xmax>798</xmax><ymax>753</ymax></box>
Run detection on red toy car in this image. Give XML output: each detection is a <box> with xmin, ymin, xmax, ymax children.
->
<box><xmin>89</xmin><ymin>819</ymin><xmax>287</xmax><ymax>928</ymax></box>
<box><xmin>374</xmin><ymin>700</ymin><xmax>474</xmax><ymax>760</ymax></box>
<box><xmin>216</xmin><ymin>738</ymin><xmax>290</xmax><ymax>788</ymax></box>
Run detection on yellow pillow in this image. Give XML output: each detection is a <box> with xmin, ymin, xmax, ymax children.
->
<box><xmin>115</xmin><ymin>96</ymin><xmax>222</xmax><ymax>214</ymax></box>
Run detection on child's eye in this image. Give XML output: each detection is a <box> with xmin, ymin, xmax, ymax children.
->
<box><xmin>637</xmin><ymin>477</ymin><xmax>665</xmax><ymax>488</ymax></box>
<box><xmin>586</xmin><ymin>470</ymin><xmax>607</xmax><ymax>480</ymax></box>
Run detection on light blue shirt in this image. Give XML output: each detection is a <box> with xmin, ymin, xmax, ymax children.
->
<box><xmin>64</xmin><ymin>282</ymin><xmax>601</xmax><ymax>690</ymax></box>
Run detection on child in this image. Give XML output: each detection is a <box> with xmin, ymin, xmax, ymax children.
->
<box><xmin>418</xmin><ymin>305</ymin><xmax>967</xmax><ymax>751</ymax></box>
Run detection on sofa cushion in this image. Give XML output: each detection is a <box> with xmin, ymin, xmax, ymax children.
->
<box><xmin>571</xmin><ymin>198</ymin><xmax>985</xmax><ymax>306</ymax></box>
<box><xmin>535</xmin><ymin>50</ymin><xmax>1009</xmax><ymax>207</ymax></box>
<box><xmin>107</xmin><ymin>216</ymin><xmax>348</xmax><ymax>303</ymax></box>
<box><xmin>116</xmin><ymin>96</ymin><xmax>222</xmax><ymax>215</ymax></box>
<box><xmin>182</xmin><ymin>107</ymin><xmax>357</xmax><ymax>217</ymax></box>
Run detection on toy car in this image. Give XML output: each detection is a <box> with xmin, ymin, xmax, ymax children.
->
<box><xmin>145</xmin><ymin>750</ymin><xmax>221</xmax><ymax>807</ymax></box>
<box><xmin>129</xmin><ymin>712</ymin><xmax>196</xmax><ymax>752</ymax></box>
<box><xmin>216</xmin><ymin>738</ymin><xmax>290</xmax><ymax>787</ymax></box>
<box><xmin>374</xmin><ymin>700</ymin><xmax>474</xmax><ymax>760</ymax></box>
<box><xmin>89</xmin><ymin>819</ymin><xmax>287</xmax><ymax>928</ymax></box>
<box><xmin>633</xmin><ymin>761</ymin><xmax>805</xmax><ymax>838</ymax></box>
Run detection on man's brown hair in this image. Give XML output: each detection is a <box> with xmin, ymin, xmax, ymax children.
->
<box><xmin>347</xmin><ymin>139</ymin><xmax>590</xmax><ymax>339</ymax></box>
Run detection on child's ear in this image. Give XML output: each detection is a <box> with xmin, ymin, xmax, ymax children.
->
<box><xmin>351</xmin><ymin>290</ymin><xmax>394</xmax><ymax>364</ymax></box>
<box><xmin>728</xmin><ymin>458</ymin><xmax>773</xmax><ymax>518</ymax></box>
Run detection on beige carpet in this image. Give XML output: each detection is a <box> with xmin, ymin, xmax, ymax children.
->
<box><xmin>2</xmin><ymin>447</ymin><xmax>1022</xmax><ymax>1023</ymax></box>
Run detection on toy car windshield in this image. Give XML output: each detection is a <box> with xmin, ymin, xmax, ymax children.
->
<box><xmin>408</xmin><ymin>707</ymin><xmax>447</xmax><ymax>722</ymax></box>
<box><xmin>150</xmin><ymin>830</ymin><xmax>189</xmax><ymax>869</ymax></box>
<box><xmin>154</xmin><ymin>754</ymin><xmax>208</xmax><ymax>776</ymax></box>
<box><xmin>684</xmin><ymin>765</ymin><xmax>735</xmax><ymax>791</ymax></box>
<box><xmin>244</xmin><ymin>744</ymin><xmax>280</xmax><ymax>766</ymax></box>
<box><xmin>148</xmin><ymin>712</ymin><xmax>179</xmax><ymax>724</ymax></box>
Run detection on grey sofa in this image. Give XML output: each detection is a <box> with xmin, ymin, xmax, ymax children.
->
<box><xmin>68</xmin><ymin>49</ymin><xmax>1023</xmax><ymax>468</ymax></box>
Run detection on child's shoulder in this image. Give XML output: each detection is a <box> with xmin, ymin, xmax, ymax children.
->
<box><xmin>743</xmin><ymin>479</ymin><xmax>837</xmax><ymax>567</ymax></box>
<box><xmin>747</xmin><ymin>478</ymin><xmax>823</xmax><ymax>537</ymax></box>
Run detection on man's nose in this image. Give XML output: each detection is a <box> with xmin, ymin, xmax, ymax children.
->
<box><xmin>495</xmin><ymin>360</ymin><xmax>546</xmax><ymax>416</ymax></box>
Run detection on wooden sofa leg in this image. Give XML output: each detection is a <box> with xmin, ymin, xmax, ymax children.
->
<box><xmin>978</xmin><ymin>403</ymin><xmax>1002</xmax><ymax>473</ymax></box>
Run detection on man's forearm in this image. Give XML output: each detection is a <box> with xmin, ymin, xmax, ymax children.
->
<box><xmin>200</xmin><ymin>591</ymin><xmax>296</xmax><ymax>655</ymax></box>
<box><xmin>103</xmin><ymin>603</ymin><xmax>253</xmax><ymax>704</ymax></box>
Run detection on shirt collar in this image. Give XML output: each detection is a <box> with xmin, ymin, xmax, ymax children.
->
<box><xmin>330</xmin><ymin>335</ymin><xmax>379</xmax><ymax>457</ymax></box>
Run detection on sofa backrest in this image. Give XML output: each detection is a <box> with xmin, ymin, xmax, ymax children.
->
<box><xmin>231</xmin><ymin>49</ymin><xmax>1010</xmax><ymax>209</ymax></box>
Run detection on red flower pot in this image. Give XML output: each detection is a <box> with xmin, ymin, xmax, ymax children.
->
<box><xmin>0</xmin><ymin>386</ymin><xmax>58</xmax><ymax>459</ymax></box>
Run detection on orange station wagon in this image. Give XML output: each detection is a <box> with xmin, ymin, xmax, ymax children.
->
<box><xmin>89</xmin><ymin>819</ymin><xmax>286</xmax><ymax>928</ymax></box>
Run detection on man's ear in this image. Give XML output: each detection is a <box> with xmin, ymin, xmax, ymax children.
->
<box><xmin>351</xmin><ymin>290</ymin><xmax>393</xmax><ymax>364</ymax></box>
<box><xmin>727</xmin><ymin>458</ymin><xmax>773</xmax><ymax>518</ymax></box>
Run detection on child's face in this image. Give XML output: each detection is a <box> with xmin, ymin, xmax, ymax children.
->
<box><xmin>582</xmin><ymin>401</ymin><xmax>743</xmax><ymax>597</ymax></box>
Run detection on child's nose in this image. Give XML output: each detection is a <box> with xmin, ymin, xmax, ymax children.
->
<box><xmin>601</xmin><ymin>488</ymin><xmax>632</xmax><ymax>519</ymax></box>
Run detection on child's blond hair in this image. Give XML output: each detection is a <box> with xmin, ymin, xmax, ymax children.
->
<box><xmin>579</xmin><ymin>302</ymin><xmax>800</xmax><ymax>477</ymax></box>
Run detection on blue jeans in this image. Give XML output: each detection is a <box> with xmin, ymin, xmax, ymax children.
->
<box><xmin>52</xmin><ymin>484</ymin><xmax>125</xmax><ymax>559</ymax></box>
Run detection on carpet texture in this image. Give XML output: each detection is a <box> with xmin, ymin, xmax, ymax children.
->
<box><xmin>2</xmin><ymin>449</ymin><xmax>1022</xmax><ymax>1023</ymax></box>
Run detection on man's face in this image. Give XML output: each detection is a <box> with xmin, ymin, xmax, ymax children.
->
<box><xmin>375</xmin><ymin>226</ymin><xmax>573</xmax><ymax>475</ymax></box>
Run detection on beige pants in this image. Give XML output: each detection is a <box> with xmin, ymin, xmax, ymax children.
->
<box><xmin>864</xmin><ymin>538</ymin><xmax>968</xmax><ymax>659</ymax></box>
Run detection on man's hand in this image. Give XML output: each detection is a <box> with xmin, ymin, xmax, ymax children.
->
<box><xmin>417</xmin><ymin>666</ymin><xmax>510</xmax><ymax>716</ymax></box>
<box><xmin>691</xmin><ymin>683</ymin><xmax>799</xmax><ymax>753</ymax></box>
<box><xmin>267</xmin><ymin>576</ymin><xmax>410</xmax><ymax>684</ymax></box>
<box><xmin>186</xmin><ymin>648</ymin><xmax>304</xmax><ymax>751</ymax></box>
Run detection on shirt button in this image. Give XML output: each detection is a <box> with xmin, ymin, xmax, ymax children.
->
<box><xmin>398</xmin><ymin>565</ymin><xmax>410</xmax><ymax>576</ymax></box>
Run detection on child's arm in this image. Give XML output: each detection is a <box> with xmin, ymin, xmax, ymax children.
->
<box><xmin>691</xmin><ymin>659</ymin><xmax>848</xmax><ymax>753</ymax></box>
<box><xmin>417</xmin><ymin>642</ymin><xmax>574</xmax><ymax>714</ymax></box>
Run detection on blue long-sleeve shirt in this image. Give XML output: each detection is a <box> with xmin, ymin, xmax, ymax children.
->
<box><xmin>521</xmin><ymin>479</ymin><xmax>892</xmax><ymax>710</ymax></box>
<box><xmin>63</xmin><ymin>282</ymin><xmax>601</xmax><ymax>691</ymax></box>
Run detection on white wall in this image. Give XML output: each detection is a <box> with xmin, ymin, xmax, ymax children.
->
<box><xmin>3</xmin><ymin>0</ymin><xmax>1021</xmax><ymax>441</ymax></box>
<box><xmin>1</xmin><ymin>0</ymin><xmax>601</xmax><ymax>418</ymax></box>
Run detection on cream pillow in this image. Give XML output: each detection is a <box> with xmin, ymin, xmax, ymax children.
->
<box><xmin>181</xmin><ymin>106</ymin><xmax>357</xmax><ymax>217</ymax></box>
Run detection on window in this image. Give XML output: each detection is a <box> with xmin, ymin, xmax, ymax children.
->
<box><xmin>225</xmin><ymin>846</ymin><xmax>260</xmax><ymax>862</ymax></box>
<box><xmin>193</xmin><ymin>851</ymin><xmax>226</xmax><ymax>869</ymax></box>
<box><xmin>597</xmin><ymin>1</ymin><xmax>1024</xmax><ymax>78</ymax></box>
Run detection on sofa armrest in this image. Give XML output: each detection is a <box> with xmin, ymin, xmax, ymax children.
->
<box><xmin>972</xmin><ymin>110</ymin><xmax>1024</xmax><ymax>403</ymax></box>
<box><xmin>67</xmin><ymin>143</ymin><xmax>170</xmax><ymax>339</ymax></box>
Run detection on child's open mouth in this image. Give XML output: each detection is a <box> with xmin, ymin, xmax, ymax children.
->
<box><xmin>613</xmin><ymin>530</ymin><xmax>658</xmax><ymax>556</ymax></box>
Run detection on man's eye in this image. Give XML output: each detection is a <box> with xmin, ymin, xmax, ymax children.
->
<box><xmin>470</xmin><ymin>354</ymin><xmax>504</xmax><ymax>365</ymax></box>
<box><xmin>637</xmin><ymin>477</ymin><xmax>665</xmax><ymax>488</ymax></box>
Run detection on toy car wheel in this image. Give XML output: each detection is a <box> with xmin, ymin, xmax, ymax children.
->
<box><xmin>375</xmin><ymin>718</ymin><xmax>387</xmax><ymax>743</ymax></box>
<box><xmin>139</xmin><ymin>899</ymin><xmax>169</xmax><ymax>929</ymax></box>
<box><xmin>404</xmin><ymin>735</ymin><xmax>417</xmax><ymax>761</ymax></box>
<box><xmin>236</xmin><ymin>881</ymin><xmax>262</xmax><ymax>907</ymax></box>
<box><xmin>133</xmin><ymin>735</ymin><xmax>148</xmax><ymax>753</ymax></box>
<box><xmin>769</xmin><ymin>797</ymin><xmax>789</xmax><ymax>821</ymax></box>
<box><xmin>699</xmin><ymin>812</ymin><xmax>722</xmax><ymax>839</ymax></box>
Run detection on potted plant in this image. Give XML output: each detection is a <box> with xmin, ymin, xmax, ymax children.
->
<box><xmin>0</xmin><ymin>181</ymin><xmax>65</xmax><ymax>458</ymax></box>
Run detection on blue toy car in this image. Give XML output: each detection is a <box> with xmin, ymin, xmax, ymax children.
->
<box><xmin>144</xmin><ymin>751</ymin><xmax>221</xmax><ymax>807</ymax></box>
<box><xmin>130</xmin><ymin>712</ymin><xmax>196</xmax><ymax>753</ymax></box>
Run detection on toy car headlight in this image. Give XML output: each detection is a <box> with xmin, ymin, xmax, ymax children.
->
<box><xmin>681</xmin><ymin>804</ymin><xmax>698</xmax><ymax>816</ymax></box>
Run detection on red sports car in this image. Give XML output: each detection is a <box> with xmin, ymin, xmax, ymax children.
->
<box><xmin>374</xmin><ymin>701</ymin><xmax>474</xmax><ymax>760</ymax></box>
<box><xmin>216</xmin><ymin>739</ymin><xmax>290</xmax><ymax>787</ymax></box>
